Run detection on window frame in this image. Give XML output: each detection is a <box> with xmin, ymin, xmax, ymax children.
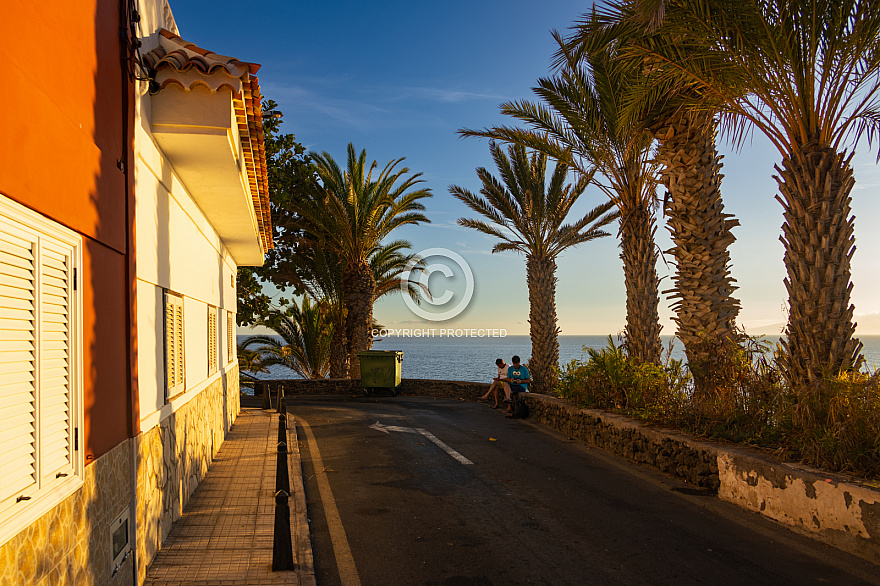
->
<box><xmin>0</xmin><ymin>194</ymin><xmax>84</xmax><ymax>547</ymax></box>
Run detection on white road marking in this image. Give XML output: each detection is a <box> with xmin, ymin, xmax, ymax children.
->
<box><xmin>299</xmin><ymin>417</ymin><xmax>362</xmax><ymax>586</ymax></box>
<box><xmin>370</xmin><ymin>421</ymin><xmax>474</xmax><ymax>465</ymax></box>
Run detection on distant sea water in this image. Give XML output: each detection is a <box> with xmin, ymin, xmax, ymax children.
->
<box><xmin>238</xmin><ymin>334</ymin><xmax>880</xmax><ymax>383</ymax></box>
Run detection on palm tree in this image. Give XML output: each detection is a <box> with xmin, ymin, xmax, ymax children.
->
<box><xmin>616</xmin><ymin>0</ymin><xmax>878</xmax><ymax>392</ymax></box>
<box><xmin>460</xmin><ymin>39</ymin><xmax>664</xmax><ymax>365</ymax></box>
<box><xmin>293</xmin><ymin>144</ymin><xmax>431</xmax><ymax>378</ymax></box>
<box><xmin>243</xmin><ymin>298</ymin><xmax>333</xmax><ymax>380</ymax></box>
<box><xmin>237</xmin><ymin>343</ymin><xmax>270</xmax><ymax>382</ymax></box>
<box><xmin>450</xmin><ymin>143</ymin><xmax>618</xmax><ymax>394</ymax></box>
<box><xmin>371</xmin><ymin>241</ymin><xmax>429</xmax><ymax>303</ymax></box>
<box><xmin>287</xmin><ymin>240</ymin><xmax>430</xmax><ymax>378</ymax></box>
<box><xmin>560</xmin><ymin>5</ymin><xmax>743</xmax><ymax>400</ymax></box>
<box><xmin>291</xmin><ymin>246</ymin><xmax>348</xmax><ymax>377</ymax></box>
<box><xmin>292</xmin><ymin>241</ymin><xmax>428</xmax><ymax>377</ymax></box>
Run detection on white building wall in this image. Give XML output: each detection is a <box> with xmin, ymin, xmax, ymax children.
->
<box><xmin>132</xmin><ymin>0</ymin><xmax>241</xmax><ymax>429</ymax></box>
<box><xmin>134</xmin><ymin>120</ymin><xmax>239</xmax><ymax>427</ymax></box>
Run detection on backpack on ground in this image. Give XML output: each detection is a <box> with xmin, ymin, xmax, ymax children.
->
<box><xmin>509</xmin><ymin>392</ymin><xmax>530</xmax><ymax>419</ymax></box>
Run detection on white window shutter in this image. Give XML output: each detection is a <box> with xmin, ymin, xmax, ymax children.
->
<box><xmin>227</xmin><ymin>311</ymin><xmax>234</xmax><ymax>365</ymax></box>
<box><xmin>208</xmin><ymin>307</ymin><xmax>217</xmax><ymax>374</ymax></box>
<box><xmin>165</xmin><ymin>297</ymin><xmax>176</xmax><ymax>392</ymax></box>
<box><xmin>0</xmin><ymin>195</ymin><xmax>82</xmax><ymax>546</ymax></box>
<box><xmin>175</xmin><ymin>300</ymin><xmax>184</xmax><ymax>387</ymax></box>
<box><xmin>38</xmin><ymin>244</ymin><xmax>72</xmax><ymax>480</ymax></box>
<box><xmin>0</xmin><ymin>229</ymin><xmax>38</xmax><ymax>503</ymax></box>
<box><xmin>165</xmin><ymin>293</ymin><xmax>185</xmax><ymax>397</ymax></box>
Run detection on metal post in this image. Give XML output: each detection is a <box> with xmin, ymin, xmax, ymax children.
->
<box><xmin>262</xmin><ymin>382</ymin><xmax>271</xmax><ymax>410</ymax></box>
<box><xmin>276</xmin><ymin>384</ymin><xmax>285</xmax><ymax>413</ymax></box>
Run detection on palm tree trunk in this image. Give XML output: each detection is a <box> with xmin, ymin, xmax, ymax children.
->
<box><xmin>343</xmin><ymin>261</ymin><xmax>375</xmax><ymax>379</ymax></box>
<box><xmin>527</xmin><ymin>255</ymin><xmax>559</xmax><ymax>394</ymax></box>
<box><xmin>619</xmin><ymin>204</ymin><xmax>662</xmax><ymax>364</ymax></box>
<box><xmin>329</xmin><ymin>313</ymin><xmax>348</xmax><ymax>378</ymax></box>
<box><xmin>775</xmin><ymin>145</ymin><xmax>863</xmax><ymax>393</ymax></box>
<box><xmin>652</xmin><ymin>110</ymin><xmax>741</xmax><ymax>405</ymax></box>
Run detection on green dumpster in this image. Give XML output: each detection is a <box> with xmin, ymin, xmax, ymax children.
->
<box><xmin>358</xmin><ymin>350</ymin><xmax>404</xmax><ymax>395</ymax></box>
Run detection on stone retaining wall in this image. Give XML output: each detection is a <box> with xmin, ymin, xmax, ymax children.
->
<box><xmin>263</xmin><ymin>377</ymin><xmax>880</xmax><ymax>563</ymax></box>
<box><xmin>522</xmin><ymin>393</ymin><xmax>879</xmax><ymax>564</ymax></box>
<box><xmin>523</xmin><ymin>394</ymin><xmax>720</xmax><ymax>489</ymax></box>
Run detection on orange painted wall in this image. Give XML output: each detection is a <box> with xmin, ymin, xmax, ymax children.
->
<box><xmin>0</xmin><ymin>1</ymin><xmax>132</xmax><ymax>459</ymax></box>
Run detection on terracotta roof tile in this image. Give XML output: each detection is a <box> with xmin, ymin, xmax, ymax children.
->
<box><xmin>144</xmin><ymin>29</ymin><xmax>273</xmax><ymax>253</ymax></box>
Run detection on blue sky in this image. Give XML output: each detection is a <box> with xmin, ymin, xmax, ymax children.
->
<box><xmin>170</xmin><ymin>0</ymin><xmax>880</xmax><ymax>335</ymax></box>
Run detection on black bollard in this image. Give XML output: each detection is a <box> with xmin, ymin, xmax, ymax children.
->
<box><xmin>272</xmin><ymin>490</ymin><xmax>295</xmax><ymax>571</ymax></box>
<box><xmin>276</xmin><ymin>384</ymin><xmax>285</xmax><ymax>413</ymax></box>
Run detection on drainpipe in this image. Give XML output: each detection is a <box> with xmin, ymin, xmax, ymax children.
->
<box><xmin>120</xmin><ymin>0</ymin><xmax>142</xmax><ymax>582</ymax></box>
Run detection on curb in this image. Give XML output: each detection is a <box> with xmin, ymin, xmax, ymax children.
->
<box><xmin>286</xmin><ymin>412</ymin><xmax>317</xmax><ymax>585</ymax></box>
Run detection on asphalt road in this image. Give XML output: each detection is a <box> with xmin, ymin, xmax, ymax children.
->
<box><xmin>289</xmin><ymin>396</ymin><xmax>879</xmax><ymax>586</ymax></box>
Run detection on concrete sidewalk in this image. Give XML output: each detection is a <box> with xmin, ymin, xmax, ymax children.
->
<box><xmin>143</xmin><ymin>405</ymin><xmax>315</xmax><ymax>586</ymax></box>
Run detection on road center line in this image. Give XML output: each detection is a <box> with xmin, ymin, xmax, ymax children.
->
<box><xmin>298</xmin><ymin>416</ymin><xmax>362</xmax><ymax>586</ymax></box>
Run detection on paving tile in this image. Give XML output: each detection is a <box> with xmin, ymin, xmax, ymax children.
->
<box><xmin>143</xmin><ymin>408</ymin><xmax>312</xmax><ymax>586</ymax></box>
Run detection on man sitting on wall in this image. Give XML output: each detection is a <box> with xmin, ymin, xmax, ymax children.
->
<box><xmin>501</xmin><ymin>355</ymin><xmax>530</xmax><ymax>413</ymax></box>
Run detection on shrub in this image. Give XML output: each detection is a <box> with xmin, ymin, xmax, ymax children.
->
<box><xmin>553</xmin><ymin>334</ymin><xmax>879</xmax><ymax>479</ymax></box>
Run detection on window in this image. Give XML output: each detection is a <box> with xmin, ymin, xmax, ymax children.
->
<box><xmin>164</xmin><ymin>291</ymin><xmax>185</xmax><ymax>398</ymax></box>
<box><xmin>0</xmin><ymin>195</ymin><xmax>82</xmax><ymax>545</ymax></box>
<box><xmin>227</xmin><ymin>310</ymin><xmax>235</xmax><ymax>365</ymax></box>
<box><xmin>207</xmin><ymin>305</ymin><xmax>218</xmax><ymax>375</ymax></box>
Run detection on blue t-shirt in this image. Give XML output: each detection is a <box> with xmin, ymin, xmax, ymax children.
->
<box><xmin>507</xmin><ymin>365</ymin><xmax>529</xmax><ymax>391</ymax></box>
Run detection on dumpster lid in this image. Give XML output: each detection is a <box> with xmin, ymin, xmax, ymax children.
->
<box><xmin>358</xmin><ymin>350</ymin><xmax>404</xmax><ymax>357</ymax></box>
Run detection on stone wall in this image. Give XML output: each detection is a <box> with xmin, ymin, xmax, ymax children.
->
<box><xmin>522</xmin><ymin>393</ymin><xmax>879</xmax><ymax>563</ymax></box>
<box><xmin>717</xmin><ymin>449</ymin><xmax>880</xmax><ymax>563</ymax></box>
<box><xmin>523</xmin><ymin>394</ymin><xmax>720</xmax><ymax>490</ymax></box>
<box><xmin>135</xmin><ymin>374</ymin><xmax>234</xmax><ymax>584</ymax></box>
<box><xmin>0</xmin><ymin>439</ymin><xmax>134</xmax><ymax>586</ymax></box>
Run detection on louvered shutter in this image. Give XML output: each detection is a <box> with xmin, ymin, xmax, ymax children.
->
<box><xmin>39</xmin><ymin>244</ymin><xmax>72</xmax><ymax>480</ymax></box>
<box><xmin>0</xmin><ymin>196</ymin><xmax>81</xmax><ymax>542</ymax></box>
<box><xmin>165</xmin><ymin>292</ymin><xmax>185</xmax><ymax>397</ymax></box>
<box><xmin>227</xmin><ymin>311</ymin><xmax>234</xmax><ymax>365</ymax></box>
<box><xmin>208</xmin><ymin>307</ymin><xmax>217</xmax><ymax>374</ymax></box>
<box><xmin>175</xmin><ymin>300</ymin><xmax>184</xmax><ymax>389</ymax></box>
<box><xmin>0</xmin><ymin>228</ymin><xmax>38</xmax><ymax>503</ymax></box>
<box><xmin>165</xmin><ymin>296</ymin><xmax>176</xmax><ymax>393</ymax></box>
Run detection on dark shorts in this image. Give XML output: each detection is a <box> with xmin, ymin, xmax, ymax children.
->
<box><xmin>508</xmin><ymin>383</ymin><xmax>526</xmax><ymax>394</ymax></box>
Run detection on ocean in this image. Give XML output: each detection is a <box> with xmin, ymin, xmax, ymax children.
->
<box><xmin>238</xmin><ymin>334</ymin><xmax>880</xmax><ymax>383</ymax></box>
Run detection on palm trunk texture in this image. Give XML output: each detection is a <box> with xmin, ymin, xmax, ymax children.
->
<box><xmin>652</xmin><ymin>110</ymin><xmax>741</xmax><ymax>404</ymax></box>
<box><xmin>527</xmin><ymin>256</ymin><xmax>560</xmax><ymax>395</ymax></box>
<box><xmin>343</xmin><ymin>262</ymin><xmax>375</xmax><ymax>380</ymax></box>
<box><xmin>775</xmin><ymin>145</ymin><xmax>863</xmax><ymax>392</ymax></box>
<box><xmin>329</xmin><ymin>314</ymin><xmax>348</xmax><ymax>378</ymax></box>
<box><xmin>620</xmin><ymin>206</ymin><xmax>662</xmax><ymax>364</ymax></box>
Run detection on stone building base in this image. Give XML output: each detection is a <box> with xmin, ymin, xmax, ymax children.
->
<box><xmin>0</xmin><ymin>439</ymin><xmax>134</xmax><ymax>586</ymax></box>
<box><xmin>135</xmin><ymin>369</ymin><xmax>239</xmax><ymax>584</ymax></box>
<box><xmin>0</xmin><ymin>366</ymin><xmax>241</xmax><ymax>586</ymax></box>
